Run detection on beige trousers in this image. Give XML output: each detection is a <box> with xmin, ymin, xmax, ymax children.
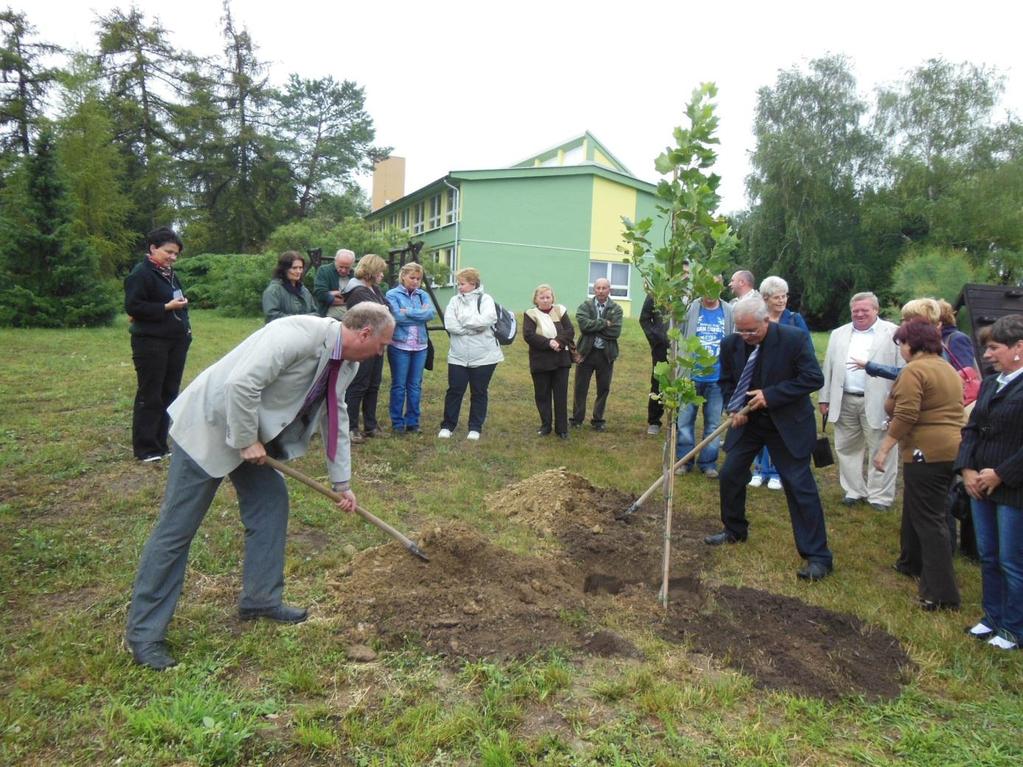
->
<box><xmin>835</xmin><ymin>395</ymin><xmax>898</xmax><ymax>505</ymax></box>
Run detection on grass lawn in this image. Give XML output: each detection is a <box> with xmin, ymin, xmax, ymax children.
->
<box><xmin>1</xmin><ymin>312</ymin><xmax>1020</xmax><ymax>766</ymax></box>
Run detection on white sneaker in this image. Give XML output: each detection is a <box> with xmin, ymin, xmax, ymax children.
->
<box><xmin>437</xmin><ymin>428</ymin><xmax>452</xmax><ymax>439</ymax></box>
<box><xmin>748</xmin><ymin>475</ymin><xmax>764</xmax><ymax>488</ymax></box>
<box><xmin>646</xmin><ymin>424</ymin><xmax>661</xmax><ymax>436</ymax></box>
<box><xmin>466</xmin><ymin>431</ymin><xmax>480</xmax><ymax>441</ymax></box>
<box><xmin>988</xmin><ymin>634</ymin><xmax>1018</xmax><ymax>650</ymax></box>
<box><xmin>767</xmin><ymin>477</ymin><xmax>783</xmax><ymax>491</ymax></box>
<box><xmin>967</xmin><ymin>621</ymin><xmax>994</xmax><ymax>640</ymax></box>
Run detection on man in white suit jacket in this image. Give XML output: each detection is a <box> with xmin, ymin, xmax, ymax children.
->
<box><xmin>126</xmin><ymin>304</ymin><xmax>394</xmax><ymax>670</ymax></box>
<box><xmin>819</xmin><ymin>292</ymin><xmax>902</xmax><ymax>510</ymax></box>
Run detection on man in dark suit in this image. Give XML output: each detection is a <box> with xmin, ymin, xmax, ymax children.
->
<box><xmin>704</xmin><ymin>296</ymin><xmax>834</xmax><ymax>581</ymax></box>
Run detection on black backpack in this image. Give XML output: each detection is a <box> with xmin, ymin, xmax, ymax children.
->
<box><xmin>477</xmin><ymin>295</ymin><xmax>517</xmax><ymax>345</ymax></box>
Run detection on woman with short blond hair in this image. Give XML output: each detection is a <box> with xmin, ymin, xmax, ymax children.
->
<box><xmin>343</xmin><ymin>254</ymin><xmax>390</xmax><ymax>440</ymax></box>
<box><xmin>385</xmin><ymin>262</ymin><xmax>435</xmax><ymax>434</ymax></box>
<box><xmin>523</xmin><ymin>284</ymin><xmax>574</xmax><ymax>438</ymax></box>
<box><xmin>437</xmin><ymin>267</ymin><xmax>503</xmax><ymax>441</ymax></box>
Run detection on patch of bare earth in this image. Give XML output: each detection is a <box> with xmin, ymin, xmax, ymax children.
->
<box><xmin>330</xmin><ymin>469</ymin><xmax>912</xmax><ymax>701</ymax></box>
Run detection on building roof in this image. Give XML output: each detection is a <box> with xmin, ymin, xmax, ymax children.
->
<box><xmin>366</xmin><ymin>134</ymin><xmax>655</xmax><ymax>221</ymax></box>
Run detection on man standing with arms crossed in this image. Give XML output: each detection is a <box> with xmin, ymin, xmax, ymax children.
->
<box><xmin>571</xmin><ymin>277</ymin><xmax>623</xmax><ymax>431</ymax></box>
<box><xmin>314</xmin><ymin>248</ymin><xmax>356</xmax><ymax>319</ymax></box>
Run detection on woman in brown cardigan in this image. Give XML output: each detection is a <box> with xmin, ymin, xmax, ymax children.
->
<box><xmin>523</xmin><ymin>284</ymin><xmax>575</xmax><ymax>439</ymax></box>
<box><xmin>873</xmin><ymin>319</ymin><xmax>964</xmax><ymax>610</ymax></box>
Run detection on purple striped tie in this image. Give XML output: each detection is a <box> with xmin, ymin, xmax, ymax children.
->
<box><xmin>727</xmin><ymin>345</ymin><xmax>760</xmax><ymax>412</ymax></box>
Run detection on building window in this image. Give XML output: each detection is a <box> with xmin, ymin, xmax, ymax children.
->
<box><xmin>429</xmin><ymin>247</ymin><xmax>455</xmax><ymax>287</ymax></box>
<box><xmin>588</xmin><ymin>261</ymin><xmax>630</xmax><ymax>299</ymax></box>
<box><xmin>412</xmin><ymin>201</ymin><xmax>425</xmax><ymax>234</ymax></box>
<box><xmin>429</xmin><ymin>194</ymin><xmax>441</xmax><ymax>230</ymax></box>
<box><xmin>401</xmin><ymin>208</ymin><xmax>410</xmax><ymax>232</ymax></box>
<box><xmin>445</xmin><ymin>187</ymin><xmax>458</xmax><ymax>224</ymax></box>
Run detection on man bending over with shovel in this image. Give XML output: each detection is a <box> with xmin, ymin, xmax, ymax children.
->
<box><xmin>126</xmin><ymin>303</ymin><xmax>395</xmax><ymax>670</ymax></box>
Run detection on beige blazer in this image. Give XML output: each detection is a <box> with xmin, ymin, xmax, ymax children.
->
<box><xmin>168</xmin><ymin>316</ymin><xmax>356</xmax><ymax>482</ymax></box>
<box><xmin>820</xmin><ymin>318</ymin><xmax>902</xmax><ymax>430</ymax></box>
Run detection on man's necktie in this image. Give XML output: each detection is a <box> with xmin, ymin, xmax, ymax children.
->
<box><xmin>297</xmin><ymin>331</ymin><xmax>344</xmax><ymax>460</ymax></box>
<box><xmin>727</xmin><ymin>345</ymin><xmax>760</xmax><ymax>412</ymax></box>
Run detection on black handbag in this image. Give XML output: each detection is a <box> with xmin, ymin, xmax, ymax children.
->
<box><xmin>812</xmin><ymin>414</ymin><xmax>835</xmax><ymax>468</ymax></box>
<box><xmin>945</xmin><ymin>478</ymin><xmax>972</xmax><ymax>522</ymax></box>
<box><xmin>424</xmin><ymin>336</ymin><xmax>435</xmax><ymax>371</ymax></box>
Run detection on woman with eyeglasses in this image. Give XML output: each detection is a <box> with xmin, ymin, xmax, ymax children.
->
<box><xmin>124</xmin><ymin>227</ymin><xmax>192</xmax><ymax>463</ymax></box>
<box><xmin>872</xmin><ymin>319</ymin><xmax>963</xmax><ymax>612</ymax></box>
<box><xmin>262</xmin><ymin>251</ymin><xmax>317</xmax><ymax>323</ymax></box>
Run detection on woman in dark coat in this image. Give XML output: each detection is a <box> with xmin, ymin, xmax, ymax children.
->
<box><xmin>523</xmin><ymin>284</ymin><xmax>575</xmax><ymax>439</ymax></box>
<box><xmin>955</xmin><ymin>314</ymin><xmax>1023</xmax><ymax>651</ymax></box>
<box><xmin>123</xmin><ymin>227</ymin><xmax>190</xmax><ymax>462</ymax></box>
<box><xmin>342</xmin><ymin>254</ymin><xmax>389</xmax><ymax>441</ymax></box>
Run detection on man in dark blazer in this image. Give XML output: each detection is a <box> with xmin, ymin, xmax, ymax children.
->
<box><xmin>705</xmin><ymin>296</ymin><xmax>834</xmax><ymax>581</ymax></box>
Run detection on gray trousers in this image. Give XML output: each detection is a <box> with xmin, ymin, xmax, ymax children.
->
<box><xmin>125</xmin><ymin>446</ymin><xmax>289</xmax><ymax>644</ymax></box>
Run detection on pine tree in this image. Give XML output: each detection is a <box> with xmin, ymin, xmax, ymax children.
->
<box><xmin>0</xmin><ymin>125</ymin><xmax>117</xmax><ymax>326</ymax></box>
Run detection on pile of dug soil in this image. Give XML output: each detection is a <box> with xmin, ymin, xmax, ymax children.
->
<box><xmin>333</xmin><ymin>522</ymin><xmax>600</xmax><ymax>660</ymax></box>
<box><xmin>331</xmin><ymin>470</ymin><xmax>913</xmax><ymax>701</ymax></box>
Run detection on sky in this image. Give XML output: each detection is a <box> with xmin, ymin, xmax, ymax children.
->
<box><xmin>14</xmin><ymin>0</ymin><xmax>1023</xmax><ymax>213</ymax></box>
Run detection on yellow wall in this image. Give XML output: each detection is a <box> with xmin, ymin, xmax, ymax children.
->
<box><xmin>589</xmin><ymin>176</ymin><xmax>637</xmax><ymax>317</ymax></box>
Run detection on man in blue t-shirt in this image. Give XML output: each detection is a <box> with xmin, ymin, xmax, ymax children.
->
<box><xmin>676</xmin><ymin>292</ymin><xmax>734</xmax><ymax>477</ymax></box>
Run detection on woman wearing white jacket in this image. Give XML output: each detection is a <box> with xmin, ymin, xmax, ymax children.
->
<box><xmin>438</xmin><ymin>268</ymin><xmax>504</xmax><ymax>440</ymax></box>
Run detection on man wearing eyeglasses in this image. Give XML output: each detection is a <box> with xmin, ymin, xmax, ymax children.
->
<box><xmin>704</xmin><ymin>296</ymin><xmax>834</xmax><ymax>582</ymax></box>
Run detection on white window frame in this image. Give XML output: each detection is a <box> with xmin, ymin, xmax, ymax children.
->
<box><xmin>587</xmin><ymin>261</ymin><xmax>630</xmax><ymax>299</ymax></box>
<box><xmin>401</xmin><ymin>208</ymin><xmax>410</xmax><ymax>232</ymax></box>
<box><xmin>428</xmin><ymin>247</ymin><xmax>456</xmax><ymax>287</ymax></box>
<box><xmin>445</xmin><ymin>187</ymin><xmax>458</xmax><ymax>224</ymax></box>
<box><xmin>428</xmin><ymin>194</ymin><xmax>441</xmax><ymax>230</ymax></box>
<box><xmin>412</xmin><ymin>201</ymin><xmax>425</xmax><ymax>234</ymax></box>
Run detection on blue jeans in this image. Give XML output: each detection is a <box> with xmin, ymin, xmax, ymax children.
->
<box><xmin>754</xmin><ymin>446</ymin><xmax>779</xmax><ymax>481</ymax></box>
<box><xmin>675</xmin><ymin>380</ymin><xmax>723</xmax><ymax>471</ymax></box>
<box><xmin>387</xmin><ymin>346</ymin><xmax>428</xmax><ymax>431</ymax></box>
<box><xmin>972</xmin><ymin>497</ymin><xmax>1023</xmax><ymax>642</ymax></box>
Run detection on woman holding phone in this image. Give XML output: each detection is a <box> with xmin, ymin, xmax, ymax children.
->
<box><xmin>124</xmin><ymin>227</ymin><xmax>191</xmax><ymax>462</ymax></box>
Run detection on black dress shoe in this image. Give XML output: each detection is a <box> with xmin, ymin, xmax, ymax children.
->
<box><xmin>704</xmin><ymin>530</ymin><xmax>743</xmax><ymax>546</ymax></box>
<box><xmin>129</xmin><ymin>641</ymin><xmax>177</xmax><ymax>670</ymax></box>
<box><xmin>841</xmin><ymin>496</ymin><xmax>862</xmax><ymax>506</ymax></box>
<box><xmin>891</xmin><ymin>563</ymin><xmax>919</xmax><ymax>578</ymax></box>
<box><xmin>797</xmin><ymin>561</ymin><xmax>833</xmax><ymax>581</ymax></box>
<box><xmin>556</xmin><ymin>432</ymin><xmax>569</xmax><ymax>440</ymax></box>
<box><xmin>592</xmin><ymin>422</ymin><xmax>606</xmax><ymax>432</ymax></box>
<box><xmin>239</xmin><ymin>604</ymin><xmax>308</xmax><ymax>623</ymax></box>
<box><xmin>920</xmin><ymin>599</ymin><xmax>959</xmax><ymax>612</ymax></box>
<box><xmin>537</xmin><ymin>427</ymin><xmax>552</xmax><ymax>436</ymax></box>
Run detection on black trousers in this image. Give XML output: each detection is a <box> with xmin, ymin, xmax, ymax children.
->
<box><xmin>344</xmin><ymin>354</ymin><xmax>384</xmax><ymax>433</ymax></box>
<box><xmin>648</xmin><ymin>344</ymin><xmax>668</xmax><ymax>425</ymax></box>
<box><xmin>572</xmin><ymin>348</ymin><xmax>614</xmax><ymax>426</ymax></box>
<box><xmin>718</xmin><ymin>413</ymin><xmax>833</xmax><ymax>566</ymax></box>
<box><xmin>441</xmin><ymin>363</ymin><xmax>497</xmax><ymax>433</ymax></box>
<box><xmin>897</xmin><ymin>461</ymin><xmax>960</xmax><ymax>605</ymax></box>
<box><xmin>531</xmin><ymin>366</ymin><xmax>570</xmax><ymax>435</ymax></box>
<box><xmin>131</xmin><ymin>334</ymin><xmax>191</xmax><ymax>459</ymax></box>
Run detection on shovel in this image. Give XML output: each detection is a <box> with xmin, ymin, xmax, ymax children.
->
<box><xmin>616</xmin><ymin>404</ymin><xmax>752</xmax><ymax>520</ymax></box>
<box><xmin>264</xmin><ymin>456</ymin><xmax>430</xmax><ymax>562</ymax></box>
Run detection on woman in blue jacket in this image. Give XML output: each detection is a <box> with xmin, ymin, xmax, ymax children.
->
<box><xmin>385</xmin><ymin>262</ymin><xmax>436</xmax><ymax>433</ymax></box>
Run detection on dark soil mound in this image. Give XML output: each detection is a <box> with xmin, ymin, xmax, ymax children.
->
<box><xmin>662</xmin><ymin>585</ymin><xmax>913</xmax><ymax>701</ymax></box>
<box><xmin>332</xmin><ymin>470</ymin><xmax>912</xmax><ymax>701</ymax></box>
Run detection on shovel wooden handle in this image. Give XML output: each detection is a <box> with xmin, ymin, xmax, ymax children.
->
<box><xmin>263</xmin><ymin>457</ymin><xmax>429</xmax><ymax>561</ymax></box>
<box><xmin>617</xmin><ymin>404</ymin><xmax>752</xmax><ymax>520</ymax></box>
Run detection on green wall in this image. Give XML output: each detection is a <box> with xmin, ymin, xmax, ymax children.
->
<box><xmin>458</xmin><ymin>174</ymin><xmax>593</xmax><ymax>313</ymax></box>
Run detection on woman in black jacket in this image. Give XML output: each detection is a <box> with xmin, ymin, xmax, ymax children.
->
<box><xmin>123</xmin><ymin>227</ymin><xmax>190</xmax><ymax>462</ymax></box>
<box><xmin>523</xmin><ymin>284</ymin><xmax>575</xmax><ymax>439</ymax></box>
<box><xmin>955</xmin><ymin>314</ymin><xmax>1023</xmax><ymax>651</ymax></box>
<box><xmin>342</xmin><ymin>254</ymin><xmax>389</xmax><ymax>442</ymax></box>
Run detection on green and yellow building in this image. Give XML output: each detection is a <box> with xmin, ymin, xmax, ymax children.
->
<box><xmin>366</xmin><ymin>133</ymin><xmax>666</xmax><ymax>317</ymax></box>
